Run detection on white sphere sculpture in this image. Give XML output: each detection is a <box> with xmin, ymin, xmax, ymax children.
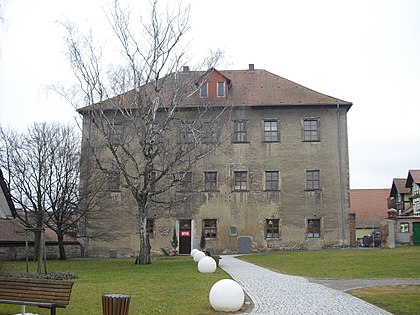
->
<box><xmin>209</xmin><ymin>279</ymin><xmax>244</xmax><ymax>312</ymax></box>
<box><xmin>190</xmin><ymin>249</ymin><xmax>199</xmax><ymax>257</ymax></box>
<box><xmin>193</xmin><ymin>250</ymin><xmax>206</xmax><ymax>262</ymax></box>
<box><xmin>198</xmin><ymin>256</ymin><xmax>217</xmax><ymax>273</ymax></box>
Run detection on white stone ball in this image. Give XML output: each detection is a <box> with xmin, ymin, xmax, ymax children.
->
<box><xmin>198</xmin><ymin>256</ymin><xmax>217</xmax><ymax>273</ymax></box>
<box><xmin>190</xmin><ymin>249</ymin><xmax>199</xmax><ymax>257</ymax></box>
<box><xmin>193</xmin><ymin>250</ymin><xmax>206</xmax><ymax>262</ymax></box>
<box><xmin>209</xmin><ymin>279</ymin><xmax>244</xmax><ymax>312</ymax></box>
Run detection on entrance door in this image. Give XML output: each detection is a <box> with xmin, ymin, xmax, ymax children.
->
<box><xmin>179</xmin><ymin>219</ymin><xmax>192</xmax><ymax>254</ymax></box>
<box><xmin>413</xmin><ymin>223</ymin><xmax>420</xmax><ymax>245</ymax></box>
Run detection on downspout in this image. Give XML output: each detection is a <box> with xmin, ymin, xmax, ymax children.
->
<box><xmin>336</xmin><ymin>104</ymin><xmax>346</xmax><ymax>246</ymax></box>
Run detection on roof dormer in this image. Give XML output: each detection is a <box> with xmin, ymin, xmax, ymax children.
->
<box><xmin>196</xmin><ymin>68</ymin><xmax>230</xmax><ymax>99</ymax></box>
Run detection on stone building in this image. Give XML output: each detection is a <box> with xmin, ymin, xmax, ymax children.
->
<box><xmin>78</xmin><ymin>65</ymin><xmax>352</xmax><ymax>257</ymax></box>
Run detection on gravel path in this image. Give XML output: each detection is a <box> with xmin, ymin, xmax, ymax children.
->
<box><xmin>219</xmin><ymin>255</ymin><xmax>392</xmax><ymax>315</ymax></box>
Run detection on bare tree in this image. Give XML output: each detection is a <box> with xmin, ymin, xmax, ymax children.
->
<box><xmin>59</xmin><ymin>0</ymin><xmax>233</xmax><ymax>264</ymax></box>
<box><xmin>0</xmin><ymin>123</ymin><xmax>96</xmax><ymax>261</ymax></box>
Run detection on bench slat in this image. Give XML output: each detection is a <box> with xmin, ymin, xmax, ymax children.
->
<box><xmin>0</xmin><ymin>277</ymin><xmax>73</xmax><ymax>310</ymax></box>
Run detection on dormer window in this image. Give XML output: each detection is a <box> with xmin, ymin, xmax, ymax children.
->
<box><xmin>217</xmin><ymin>82</ymin><xmax>225</xmax><ymax>97</ymax></box>
<box><xmin>200</xmin><ymin>83</ymin><xmax>208</xmax><ymax>98</ymax></box>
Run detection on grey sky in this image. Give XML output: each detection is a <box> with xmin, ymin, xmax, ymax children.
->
<box><xmin>1</xmin><ymin>0</ymin><xmax>419</xmax><ymax>189</ymax></box>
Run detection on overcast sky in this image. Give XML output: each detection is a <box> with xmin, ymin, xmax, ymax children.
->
<box><xmin>1</xmin><ymin>0</ymin><xmax>419</xmax><ymax>189</ymax></box>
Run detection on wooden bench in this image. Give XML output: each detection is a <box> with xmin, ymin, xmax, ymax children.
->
<box><xmin>0</xmin><ymin>277</ymin><xmax>73</xmax><ymax>315</ymax></box>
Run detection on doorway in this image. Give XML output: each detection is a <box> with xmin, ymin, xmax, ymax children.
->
<box><xmin>179</xmin><ymin>219</ymin><xmax>192</xmax><ymax>254</ymax></box>
<box><xmin>413</xmin><ymin>222</ymin><xmax>420</xmax><ymax>245</ymax></box>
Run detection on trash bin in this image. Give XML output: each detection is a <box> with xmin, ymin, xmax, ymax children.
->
<box><xmin>102</xmin><ymin>294</ymin><xmax>131</xmax><ymax>315</ymax></box>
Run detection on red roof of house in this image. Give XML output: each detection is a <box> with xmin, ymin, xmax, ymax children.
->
<box><xmin>390</xmin><ymin>178</ymin><xmax>410</xmax><ymax>197</ymax></box>
<box><xmin>406</xmin><ymin>170</ymin><xmax>420</xmax><ymax>187</ymax></box>
<box><xmin>78</xmin><ymin>66</ymin><xmax>352</xmax><ymax>113</ymax></box>
<box><xmin>350</xmin><ymin>189</ymin><xmax>390</xmax><ymax>228</ymax></box>
<box><xmin>0</xmin><ymin>218</ymin><xmax>79</xmax><ymax>244</ymax></box>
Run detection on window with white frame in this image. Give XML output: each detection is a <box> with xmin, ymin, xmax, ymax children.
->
<box><xmin>265</xmin><ymin>219</ymin><xmax>280</xmax><ymax>238</ymax></box>
<box><xmin>263</xmin><ymin>120</ymin><xmax>279</xmax><ymax>142</ymax></box>
<box><xmin>217</xmin><ymin>82</ymin><xmax>225</xmax><ymax>97</ymax></box>
<box><xmin>307</xmin><ymin>219</ymin><xmax>321</xmax><ymax>238</ymax></box>
<box><xmin>303</xmin><ymin>119</ymin><xmax>320</xmax><ymax>141</ymax></box>
<box><xmin>200</xmin><ymin>83</ymin><xmax>208</xmax><ymax>98</ymax></box>
<box><xmin>234</xmin><ymin>171</ymin><xmax>247</xmax><ymax>191</ymax></box>
<box><xmin>265</xmin><ymin>171</ymin><xmax>279</xmax><ymax>191</ymax></box>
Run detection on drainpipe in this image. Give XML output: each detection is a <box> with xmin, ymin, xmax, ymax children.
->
<box><xmin>336</xmin><ymin>104</ymin><xmax>346</xmax><ymax>246</ymax></box>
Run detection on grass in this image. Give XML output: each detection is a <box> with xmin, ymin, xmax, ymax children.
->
<box><xmin>240</xmin><ymin>246</ymin><xmax>420</xmax><ymax>278</ymax></box>
<box><xmin>349</xmin><ymin>285</ymin><xmax>420</xmax><ymax>315</ymax></box>
<box><xmin>240</xmin><ymin>246</ymin><xmax>420</xmax><ymax>315</ymax></box>
<box><xmin>1</xmin><ymin>247</ymin><xmax>420</xmax><ymax>315</ymax></box>
<box><xmin>0</xmin><ymin>256</ymin><xmax>228</xmax><ymax>315</ymax></box>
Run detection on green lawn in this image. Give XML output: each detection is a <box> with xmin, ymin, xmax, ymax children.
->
<box><xmin>240</xmin><ymin>246</ymin><xmax>420</xmax><ymax>315</ymax></box>
<box><xmin>240</xmin><ymin>246</ymin><xmax>420</xmax><ymax>278</ymax></box>
<box><xmin>0</xmin><ymin>257</ymin><xmax>228</xmax><ymax>315</ymax></box>
<box><xmin>1</xmin><ymin>247</ymin><xmax>420</xmax><ymax>315</ymax></box>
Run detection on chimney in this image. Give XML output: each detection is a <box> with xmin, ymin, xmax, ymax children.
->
<box><xmin>183</xmin><ymin>66</ymin><xmax>190</xmax><ymax>73</ymax></box>
<box><xmin>248</xmin><ymin>64</ymin><xmax>255</xmax><ymax>71</ymax></box>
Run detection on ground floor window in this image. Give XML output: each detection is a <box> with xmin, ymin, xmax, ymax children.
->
<box><xmin>307</xmin><ymin>218</ymin><xmax>320</xmax><ymax>238</ymax></box>
<box><xmin>147</xmin><ymin>219</ymin><xmax>155</xmax><ymax>238</ymax></box>
<box><xmin>203</xmin><ymin>219</ymin><xmax>217</xmax><ymax>238</ymax></box>
<box><xmin>400</xmin><ymin>222</ymin><xmax>409</xmax><ymax>233</ymax></box>
<box><xmin>265</xmin><ymin>219</ymin><xmax>280</xmax><ymax>238</ymax></box>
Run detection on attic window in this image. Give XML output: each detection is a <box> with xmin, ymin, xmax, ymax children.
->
<box><xmin>217</xmin><ymin>82</ymin><xmax>225</xmax><ymax>97</ymax></box>
<box><xmin>200</xmin><ymin>83</ymin><xmax>208</xmax><ymax>98</ymax></box>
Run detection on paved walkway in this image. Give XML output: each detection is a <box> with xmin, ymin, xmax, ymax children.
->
<box><xmin>219</xmin><ymin>255</ymin><xmax>393</xmax><ymax>315</ymax></box>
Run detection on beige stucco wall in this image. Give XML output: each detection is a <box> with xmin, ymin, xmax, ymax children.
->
<box><xmin>80</xmin><ymin>105</ymin><xmax>350</xmax><ymax>257</ymax></box>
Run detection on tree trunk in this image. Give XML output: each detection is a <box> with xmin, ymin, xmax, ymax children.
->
<box><xmin>57</xmin><ymin>230</ymin><xmax>67</xmax><ymax>260</ymax></box>
<box><xmin>135</xmin><ymin>209</ymin><xmax>151</xmax><ymax>265</ymax></box>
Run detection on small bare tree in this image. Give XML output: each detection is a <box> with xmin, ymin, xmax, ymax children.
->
<box><xmin>59</xmin><ymin>0</ymin><xmax>234</xmax><ymax>264</ymax></box>
<box><xmin>0</xmin><ymin>123</ymin><xmax>98</xmax><ymax>261</ymax></box>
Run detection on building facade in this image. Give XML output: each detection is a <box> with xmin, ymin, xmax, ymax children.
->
<box><xmin>79</xmin><ymin>65</ymin><xmax>352</xmax><ymax>257</ymax></box>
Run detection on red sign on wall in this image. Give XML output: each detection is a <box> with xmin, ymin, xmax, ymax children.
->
<box><xmin>180</xmin><ymin>230</ymin><xmax>191</xmax><ymax>237</ymax></box>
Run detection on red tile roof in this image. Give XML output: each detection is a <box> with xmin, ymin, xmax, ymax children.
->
<box><xmin>350</xmin><ymin>189</ymin><xmax>390</xmax><ymax>228</ymax></box>
<box><xmin>406</xmin><ymin>170</ymin><xmax>420</xmax><ymax>187</ymax></box>
<box><xmin>79</xmin><ymin>67</ymin><xmax>352</xmax><ymax>113</ymax></box>
<box><xmin>390</xmin><ymin>178</ymin><xmax>410</xmax><ymax>196</ymax></box>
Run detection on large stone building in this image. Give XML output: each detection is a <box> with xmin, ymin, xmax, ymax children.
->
<box><xmin>78</xmin><ymin>65</ymin><xmax>352</xmax><ymax>257</ymax></box>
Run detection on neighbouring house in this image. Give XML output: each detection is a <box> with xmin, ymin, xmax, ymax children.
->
<box><xmin>78</xmin><ymin>65</ymin><xmax>353</xmax><ymax>257</ymax></box>
<box><xmin>0</xmin><ymin>214</ymin><xmax>81</xmax><ymax>261</ymax></box>
<box><xmin>388</xmin><ymin>170</ymin><xmax>420</xmax><ymax>245</ymax></box>
<box><xmin>350</xmin><ymin>189</ymin><xmax>390</xmax><ymax>246</ymax></box>
<box><xmin>0</xmin><ymin>168</ymin><xmax>16</xmax><ymax>220</ymax></box>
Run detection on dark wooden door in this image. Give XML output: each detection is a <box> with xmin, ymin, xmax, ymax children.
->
<box><xmin>179</xmin><ymin>219</ymin><xmax>192</xmax><ymax>254</ymax></box>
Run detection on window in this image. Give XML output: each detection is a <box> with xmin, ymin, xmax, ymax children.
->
<box><xmin>147</xmin><ymin>219</ymin><xmax>155</xmax><ymax>238</ymax></box>
<box><xmin>179</xmin><ymin>171</ymin><xmax>192</xmax><ymax>191</ymax></box>
<box><xmin>204</xmin><ymin>172</ymin><xmax>217</xmax><ymax>191</ymax></box>
<box><xmin>109</xmin><ymin>123</ymin><xmax>124</xmax><ymax>144</ymax></box>
<box><xmin>265</xmin><ymin>171</ymin><xmax>279</xmax><ymax>191</ymax></box>
<box><xmin>307</xmin><ymin>219</ymin><xmax>321</xmax><ymax>238</ymax></box>
<box><xmin>400</xmin><ymin>223</ymin><xmax>409</xmax><ymax>233</ymax></box>
<box><xmin>200</xmin><ymin>83</ymin><xmax>208</xmax><ymax>98</ymax></box>
<box><xmin>234</xmin><ymin>171</ymin><xmax>247</xmax><ymax>191</ymax></box>
<box><xmin>233</xmin><ymin>120</ymin><xmax>248</xmax><ymax>142</ymax></box>
<box><xmin>107</xmin><ymin>171</ymin><xmax>120</xmax><ymax>191</ymax></box>
<box><xmin>303</xmin><ymin>119</ymin><xmax>320</xmax><ymax>141</ymax></box>
<box><xmin>203</xmin><ymin>219</ymin><xmax>217</xmax><ymax>238</ymax></box>
<box><xmin>263</xmin><ymin>120</ymin><xmax>278</xmax><ymax>142</ymax></box>
<box><xmin>217</xmin><ymin>82</ymin><xmax>225</xmax><ymax>97</ymax></box>
<box><xmin>266</xmin><ymin>219</ymin><xmax>280</xmax><ymax>238</ymax></box>
<box><xmin>179</xmin><ymin>122</ymin><xmax>194</xmax><ymax>144</ymax></box>
<box><xmin>229</xmin><ymin>227</ymin><xmax>238</xmax><ymax>236</ymax></box>
<box><xmin>306</xmin><ymin>170</ymin><xmax>320</xmax><ymax>190</ymax></box>
<box><xmin>203</xmin><ymin>121</ymin><xmax>218</xmax><ymax>144</ymax></box>
<box><xmin>146</xmin><ymin>122</ymin><xmax>160</xmax><ymax>144</ymax></box>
